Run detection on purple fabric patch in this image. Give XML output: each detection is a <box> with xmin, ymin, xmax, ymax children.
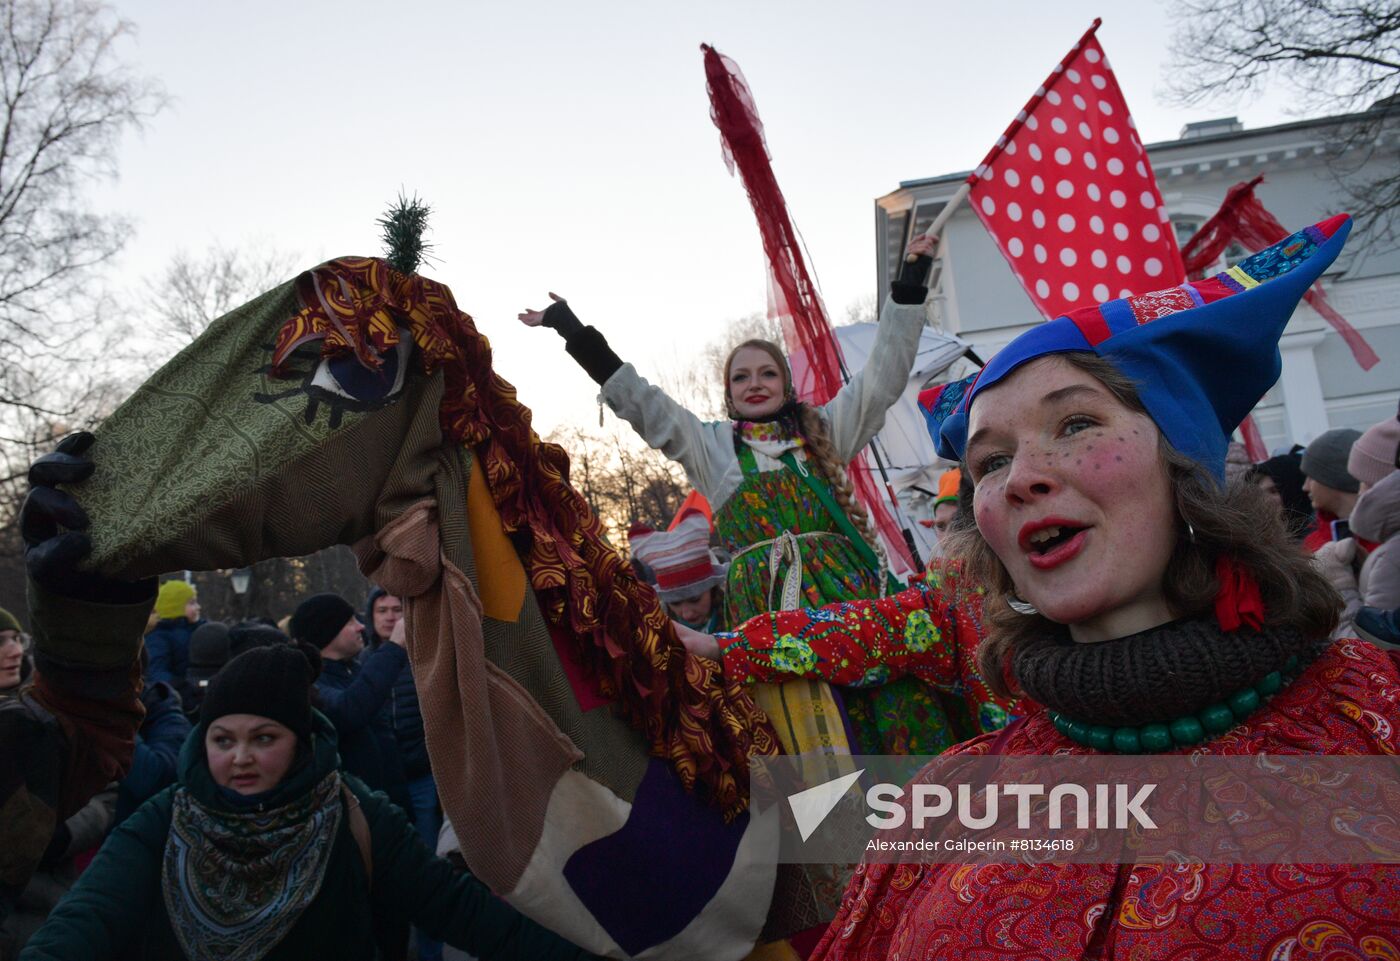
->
<box><xmin>1219</xmin><ymin>272</ymin><xmax>1246</xmax><ymax>294</ymax></box>
<box><xmin>564</xmin><ymin>758</ymin><xmax>750</xmax><ymax>954</ymax></box>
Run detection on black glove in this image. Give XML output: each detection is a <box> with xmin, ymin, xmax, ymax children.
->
<box><xmin>21</xmin><ymin>432</ymin><xmax>151</xmax><ymax>603</ymax></box>
<box><xmin>891</xmin><ymin>255</ymin><xmax>932</xmax><ymax>305</ymax></box>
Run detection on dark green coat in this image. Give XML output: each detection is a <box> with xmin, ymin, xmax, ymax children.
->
<box><xmin>20</xmin><ymin>713</ymin><xmax>597</xmax><ymax>961</ymax></box>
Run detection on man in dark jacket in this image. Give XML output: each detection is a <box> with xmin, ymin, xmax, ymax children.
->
<box><xmin>361</xmin><ymin>587</ymin><xmax>443</xmax><ymax>961</ymax></box>
<box><xmin>291</xmin><ymin>594</ymin><xmax>408</xmax><ymax>809</ymax></box>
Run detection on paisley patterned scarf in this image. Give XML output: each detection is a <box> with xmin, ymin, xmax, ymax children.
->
<box><xmin>734</xmin><ymin>405</ymin><xmax>805</xmax><ymax>461</ymax></box>
<box><xmin>162</xmin><ymin>770</ymin><xmax>343</xmax><ymax>961</ymax></box>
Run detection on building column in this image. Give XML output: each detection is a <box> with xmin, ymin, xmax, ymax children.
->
<box><xmin>1277</xmin><ymin>330</ymin><xmax>1330</xmax><ymax>445</ymax></box>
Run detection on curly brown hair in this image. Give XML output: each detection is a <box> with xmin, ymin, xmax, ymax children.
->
<box><xmin>723</xmin><ymin>339</ymin><xmax>887</xmax><ymax>573</ymax></box>
<box><xmin>944</xmin><ymin>352</ymin><xmax>1341</xmax><ymax>698</ymax></box>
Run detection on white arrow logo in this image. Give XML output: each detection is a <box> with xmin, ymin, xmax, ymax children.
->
<box><xmin>788</xmin><ymin>768</ymin><xmax>865</xmax><ymax>842</ymax></box>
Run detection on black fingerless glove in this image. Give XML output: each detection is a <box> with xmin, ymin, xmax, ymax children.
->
<box><xmin>544</xmin><ymin>301</ymin><xmax>624</xmax><ymax>386</ymax></box>
<box><xmin>891</xmin><ymin>254</ymin><xmax>932</xmax><ymax>306</ymax></box>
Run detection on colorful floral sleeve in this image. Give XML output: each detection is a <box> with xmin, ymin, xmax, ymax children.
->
<box><xmin>717</xmin><ymin>564</ymin><xmax>1019</xmax><ymax>733</ymax></box>
<box><xmin>717</xmin><ymin>570</ymin><xmax>960</xmax><ymax>689</ymax></box>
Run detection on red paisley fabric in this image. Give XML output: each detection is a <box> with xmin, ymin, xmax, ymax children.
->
<box><xmin>272</xmin><ymin>257</ymin><xmax>780</xmax><ymax>818</ymax></box>
<box><xmin>813</xmin><ymin>639</ymin><xmax>1400</xmax><ymax>960</ymax></box>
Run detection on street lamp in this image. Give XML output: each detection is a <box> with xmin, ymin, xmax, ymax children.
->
<box><xmin>229</xmin><ymin>567</ymin><xmax>253</xmax><ymax>595</ymax></box>
<box><xmin>229</xmin><ymin>567</ymin><xmax>253</xmax><ymax>620</ymax></box>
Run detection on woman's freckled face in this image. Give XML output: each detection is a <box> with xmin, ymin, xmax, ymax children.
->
<box><xmin>964</xmin><ymin>356</ymin><xmax>1178</xmax><ymax>643</ymax></box>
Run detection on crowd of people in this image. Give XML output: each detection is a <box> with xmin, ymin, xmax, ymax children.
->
<box><xmin>1</xmin><ymin>213</ymin><xmax>1397</xmax><ymax>959</ymax></box>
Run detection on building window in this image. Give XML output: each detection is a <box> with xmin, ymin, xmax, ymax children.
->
<box><xmin>1172</xmin><ymin>216</ymin><xmax>1247</xmax><ymax>273</ymax></box>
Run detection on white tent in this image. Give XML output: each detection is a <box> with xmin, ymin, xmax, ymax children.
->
<box><xmin>833</xmin><ymin>322</ymin><xmax>970</xmax><ymax>567</ymax></box>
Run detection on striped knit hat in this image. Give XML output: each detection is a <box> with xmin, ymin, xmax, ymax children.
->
<box><xmin>629</xmin><ymin>511</ymin><xmax>728</xmax><ymax>603</ymax></box>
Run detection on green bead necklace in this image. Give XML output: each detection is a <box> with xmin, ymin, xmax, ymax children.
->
<box><xmin>1047</xmin><ymin>655</ymin><xmax>1306</xmax><ymax>754</ymax></box>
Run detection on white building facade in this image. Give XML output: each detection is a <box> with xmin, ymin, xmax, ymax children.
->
<box><xmin>875</xmin><ymin>110</ymin><xmax>1400</xmax><ymax>452</ymax></box>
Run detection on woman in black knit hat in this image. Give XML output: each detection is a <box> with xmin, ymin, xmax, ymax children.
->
<box><xmin>21</xmin><ymin>630</ymin><xmax>601</xmax><ymax>961</ymax></box>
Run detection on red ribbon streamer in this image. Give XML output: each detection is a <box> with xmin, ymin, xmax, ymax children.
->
<box><xmin>1214</xmin><ymin>555</ymin><xmax>1266</xmax><ymax>633</ymax></box>
<box><xmin>702</xmin><ymin>43</ymin><xmax>915</xmax><ymax>573</ymax></box>
<box><xmin>1182</xmin><ymin>176</ymin><xmax>1377</xmax><ymax>371</ymax></box>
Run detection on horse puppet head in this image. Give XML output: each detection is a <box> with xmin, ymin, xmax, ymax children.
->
<box><xmin>73</xmin><ymin>255</ymin><xmax>783</xmax><ymax>959</ymax></box>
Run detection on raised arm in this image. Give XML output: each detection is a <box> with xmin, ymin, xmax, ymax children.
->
<box><xmin>3</xmin><ymin>432</ymin><xmax>155</xmax><ymax>921</ymax></box>
<box><xmin>823</xmin><ymin>234</ymin><xmax>936</xmax><ymax>462</ymax></box>
<box><xmin>520</xmin><ymin>295</ymin><xmax>737</xmax><ymax>501</ymax></box>
<box><xmin>315</xmin><ymin>641</ymin><xmax>407</xmax><ymax>735</ymax></box>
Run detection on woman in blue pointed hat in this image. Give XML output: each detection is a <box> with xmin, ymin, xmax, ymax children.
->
<box><xmin>686</xmin><ymin>214</ymin><xmax>1400</xmax><ymax>960</ymax></box>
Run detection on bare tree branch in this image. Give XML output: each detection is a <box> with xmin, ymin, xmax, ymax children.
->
<box><xmin>145</xmin><ymin>242</ymin><xmax>299</xmax><ymax>350</ymax></box>
<box><xmin>1165</xmin><ymin>0</ymin><xmax>1400</xmax><ymax>241</ymax></box>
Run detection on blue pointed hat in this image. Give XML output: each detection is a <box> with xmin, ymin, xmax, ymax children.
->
<box><xmin>934</xmin><ymin>214</ymin><xmax>1353</xmax><ymax>480</ymax></box>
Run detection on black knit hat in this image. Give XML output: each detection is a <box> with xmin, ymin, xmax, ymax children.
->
<box><xmin>289</xmin><ymin>594</ymin><xmax>358</xmax><ymax>650</ymax></box>
<box><xmin>187</xmin><ymin>623</ymin><xmax>231</xmax><ymax>683</ymax></box>
<box><xmin>200</xmin><ymin>642</ymin><xmax>321</xmax><ymax>742</ymax></box>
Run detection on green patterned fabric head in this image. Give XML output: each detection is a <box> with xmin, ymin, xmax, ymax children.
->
<box><xmin>78</xmin><ymin>268</ymin><xmax>442</xmax><ymax>580</ymax></box>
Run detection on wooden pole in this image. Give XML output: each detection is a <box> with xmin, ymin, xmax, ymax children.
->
<box><xmin>905</xmin><ymin>181</ymin><xmax>972</xmax><ymax>262</ymax></box>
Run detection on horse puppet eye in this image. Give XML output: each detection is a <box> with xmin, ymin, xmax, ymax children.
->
<box><xmin>255</xmin><ymin>334</ymin><xmax>414</xmax><ymax>429</ymax></box>
<box><xmin>312</xmin><ymin>337</ymin><xmax>411</xmax><ymax>403</ymax></box>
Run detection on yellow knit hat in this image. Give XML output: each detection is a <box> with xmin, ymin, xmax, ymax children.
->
<box><xmin>154</xmin><ymin>579</ymin><xmax>196</xmax><ymax>620</ymax></box>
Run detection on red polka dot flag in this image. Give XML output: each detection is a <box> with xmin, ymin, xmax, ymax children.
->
<box><xmin>968</xmin><ymin>19</ymin><xmax>1184</xmax><ymax>319</ymax></box>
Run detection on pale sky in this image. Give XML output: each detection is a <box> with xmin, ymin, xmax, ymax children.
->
<box><xmin>103</xmin><ymin>0</ymin><xmax>1296</xmax><ymax>435</ymax></box>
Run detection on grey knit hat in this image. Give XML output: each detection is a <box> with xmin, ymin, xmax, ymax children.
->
<box><xmin>1301</xmin><ymin>428</ymin><xmax>1362</xmax><ymax>493</ymax></box>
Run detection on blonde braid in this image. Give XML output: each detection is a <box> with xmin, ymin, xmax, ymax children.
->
<box><xmin>796</xmin><ymin>404</ymin><xmax>890</xmax><ymax>594</ymax></box>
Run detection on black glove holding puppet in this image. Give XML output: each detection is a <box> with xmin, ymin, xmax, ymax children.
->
<box><xmin>21</xmin><ymin>432</ymin><xmax>153</xmax><ymax>605</ymax></box>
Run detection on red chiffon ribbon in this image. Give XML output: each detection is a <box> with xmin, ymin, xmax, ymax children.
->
<box><xmin>1214</xmin><ymin>555</ymin><xmax>1266</xmax><ymax>632</ymax></box>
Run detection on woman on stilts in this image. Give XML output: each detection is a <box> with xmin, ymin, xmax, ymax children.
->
<box><xmin>520</xmin><ymin>235</ymin><xmax>985</xmax><ymax>760</ymax></box>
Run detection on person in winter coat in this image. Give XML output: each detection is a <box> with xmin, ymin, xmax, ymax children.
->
<box><xmin>628</xmin><ymin>512</ymin><xmax>730</xmax><ymax>633</ymax></box>
<box><xmin>182</xmin><ymin>622</ymin><xmax>228</xmax><ymax>721</ymax></box>
<box><xmin>19</xmin><ymin>641</ymin><xmax>601</xmax><ymax>961</ymax></box>
<box><xmin>0</xmin><ymin>609</ymin><xmax>29</xmax><ymax>692</ymax></box>
<box><xmin>358</xmin><ymin>588</ymin><xmax>431</xmax><ymax>810</ymax></box>
<box><xmin>1314</xmin><ymin>415</ymin><xmax>1400</xmax><ymax>638</ymax></box>
<box><xmin>143</xmin><ymin>580</ymin><xmax>204</xmax><ymax>693</ymax></box>
<box><xmin>710</xmin><ymin>216</ymin><xmax>1400</xmax><ymax>960</ymax></box>
<box><xmin>6</xmin><ymin>784</ymin><xmax>117</xmax><ymax>952</ymax></box>
<box><xmin>359</xmin><ymin>586</ymin><xmax>442</xmax><ymax>961</ymax></box>
<box><xmin>115</xmin><ymin>681</ymin><xmax>192</xmax><ymax>824</ymax></box>
<box><xmin>293</xmin><ymin>593</ymin><xmax>408</xmax><ymax>810</ymax></box>
<box><xmin>519</xmin><ymin>235</ymin><xmax>961</xmax><ymax>771</ymax></box>
<box><xmin>1300</xmin><ymin>427</ymin><xmax>1362</xmax><ymax>551</ymax></box>
<box><xmin>1248</xmin><ymin>445</ymin><xmax>1313</xmax><ymax>540</ymax></box>
<box><xmin>1343</xmin><ymin>470</ymin><xmax>1400</xmax><ymax>643</ymax></box>
<box><xmin>2</xmin><ymin>433</ymin><xmax>154</xmax><ymax>960</ymax></box>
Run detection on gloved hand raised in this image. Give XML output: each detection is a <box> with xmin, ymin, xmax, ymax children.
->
<box><xmin>21</xmin><ymin>432</ymin><xmax>152</xmax><ymax>603</ymax></box>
